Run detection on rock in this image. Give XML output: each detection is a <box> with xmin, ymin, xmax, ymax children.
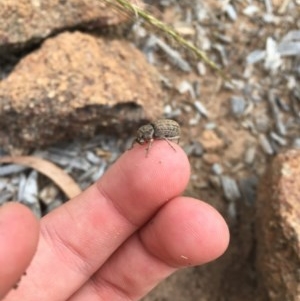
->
<box><xmin>0</xmin><ymin>0</ymin><xmax>133</xmax><ymax>54</ymax></box>
<box><xmin>200</xmin><ymin>130</ymin><xmax>224</xmax><ymax>152</ymax></box>
<box><xmin>256</xmin><ymin>149</ymin><xmax>300</xmax><ymax>301</ymax></box>
<box><xmin>0</xmin><ymin>31</ymin><xmax>163</xmax><ymax>148</ymax></box>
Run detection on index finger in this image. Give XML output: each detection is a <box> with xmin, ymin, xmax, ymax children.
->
<box><xmin>99</xmin><ymin>142</ymin><xmax>190</xmax><ymax>225</ymax></box>
<box><xmin>5</xmin><ymin>141</ymin><xmax>190</xmax><ymax>301</ymax></box>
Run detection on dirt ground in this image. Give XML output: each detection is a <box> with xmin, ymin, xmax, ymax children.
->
<box><xmin>140</xmin><ymin>1</ymin><xmax>299</xmax><ymax>300</ymax></box>
<box><xmin>1</xmin><ymin>0</ymin><xmax>299</xmax><ymax>300</ymax></box>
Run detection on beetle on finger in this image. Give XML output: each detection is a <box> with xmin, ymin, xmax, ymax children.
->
<box><xmin>133</xmin><ymin>119</ymin><xmax>181</xmax><ymax>156</ymax></box>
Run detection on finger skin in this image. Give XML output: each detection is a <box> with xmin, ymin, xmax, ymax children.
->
<box><xmin>0</xmin><ymin>203</ymin><xmax>39</xmax><ymax>299</ymax></box>
<box><xmin>4</xmin><ymin>142</ymin><xmax>190</xmax><ymax>301</ymax></box>
<box><xmin>141</xmin><ymin>197</ymin><xmax>229</xmax><ymax>267</ymax></box>
<box><xmin>3</xmin><ymin>141</ymin><xmax>229</xmax><ymax>301</ymax></box>
<box><xmin>68</xmin><ymin>197</ymin><xmax>229</xmax><ymax>301</ymax></box>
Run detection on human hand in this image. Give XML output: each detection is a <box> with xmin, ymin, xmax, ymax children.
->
<box><xmin>0</xmin><ymin>202</ymin><xmax>39</xmax><ymax>298</ymax></box>
<box><xmin>1</xmin><ymin>141</ymin><xmax>229</xmax><ymax>301</ymax></box>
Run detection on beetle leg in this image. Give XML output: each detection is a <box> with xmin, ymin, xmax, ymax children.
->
<box><xmin>145</xmin><ymin>139</ymin><xmax>154</xmax><ymax>157</ymax></box>
<box><xmin>162</xmin><ymin>137</ymin><xmax>177</xmax><ymax>151</ymax></box>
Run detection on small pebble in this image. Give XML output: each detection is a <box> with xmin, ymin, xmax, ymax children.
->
<box><xmin>194</xmin><ymin>100</ymin><xmax>209</xmax><ymax>118</ymax></box>
<box><xmin>177</xmin><ymin>81</ymin><xmax>196</xmax><ymax>98</ymax></box>
<box><xmin>225</xmin><ymin>4</ymin><xmax>237</xmax><ymax>21</ymax></box>
<box><xmin>184</xmin><ymin>141</ymin><xmax>203</xmax><ymax>157</ymax></box>
<box><xmin>270</xmin><ymin>131</ymin><xmax>287</xmax><ymax>146</ymax></box>
<box><xmin>201</xmin><ymin>130</ymin><xmax>224</xmax><ymax>151</ymax></box>
<box><xmin>230</xmin><ymin>96</ymin><xmax>246</xmax><ymax>117</ymax></box>
<box><xmin>238</xmin><ymin>177</ymin><xmax>258</xmax><ymax>206</ymax></box>
<box><xmin>244</xmin><ymin>146</ymin><xmax>256</xmax><ymax>165</ymax></box>
<box><xmin>0</xmin><ymin>164</ymin><xmax>27</xmax><ymax>177</ymax></box>
<box><xmin>221</xmin><ymin>175</ymin><xmax>241</xmax><ymax>202</ymax></box>
<box><xmin>258</xmin><ymin>134</ymin><xmax>274</xmax><ymax>155</ymax></box>
<box><xmin>292</xmin><ymin>138</ymin><xmax>300</xmax><ymax>148</ymax></box>
<box><xmin>211</xmin><ymin>163</ymin><xmax>223</xmax><ymax>175</ymax></box>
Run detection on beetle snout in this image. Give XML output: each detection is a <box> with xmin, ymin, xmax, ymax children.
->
<box><xmin>136</xmin><ymin>135</ymin><xmax>145</xmax><ymax>144</ymax></box>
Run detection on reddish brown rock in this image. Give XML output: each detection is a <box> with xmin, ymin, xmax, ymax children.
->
<box><xmin>0</xmin><ymin>31</ymin><xmax>163</xmax><ymax>148</ymax></box>
<box><xmin>256</xmin><ymin>149</ymin><xmax>300</xmax><ymax>301</ymax></box>
<box><xmin>200</xmin><ymin>130</ymin><xmax>224</xmax><ymax>152</ymax></box>
<box><xmin>0</xmin><ymin>0</ymin><xmax>133</xmax><ymax>52</ymax></box>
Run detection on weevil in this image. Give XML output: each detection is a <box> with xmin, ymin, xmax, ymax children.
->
<box><xmin>133</xmin><ymin>119</ymin><xmax>180</xmax><ymax>156</ymax></box>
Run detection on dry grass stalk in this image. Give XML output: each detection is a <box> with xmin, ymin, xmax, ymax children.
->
<box><xmin>103</xmin><ymin>0</ymin><xmax>228</xmax><ymax>79</ymax></box>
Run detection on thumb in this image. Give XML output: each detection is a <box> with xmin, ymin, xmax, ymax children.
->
<box><xmin>0</xmin><ymin>202</ymin><xmax>39</xmax><ymax>299</ymax></box>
